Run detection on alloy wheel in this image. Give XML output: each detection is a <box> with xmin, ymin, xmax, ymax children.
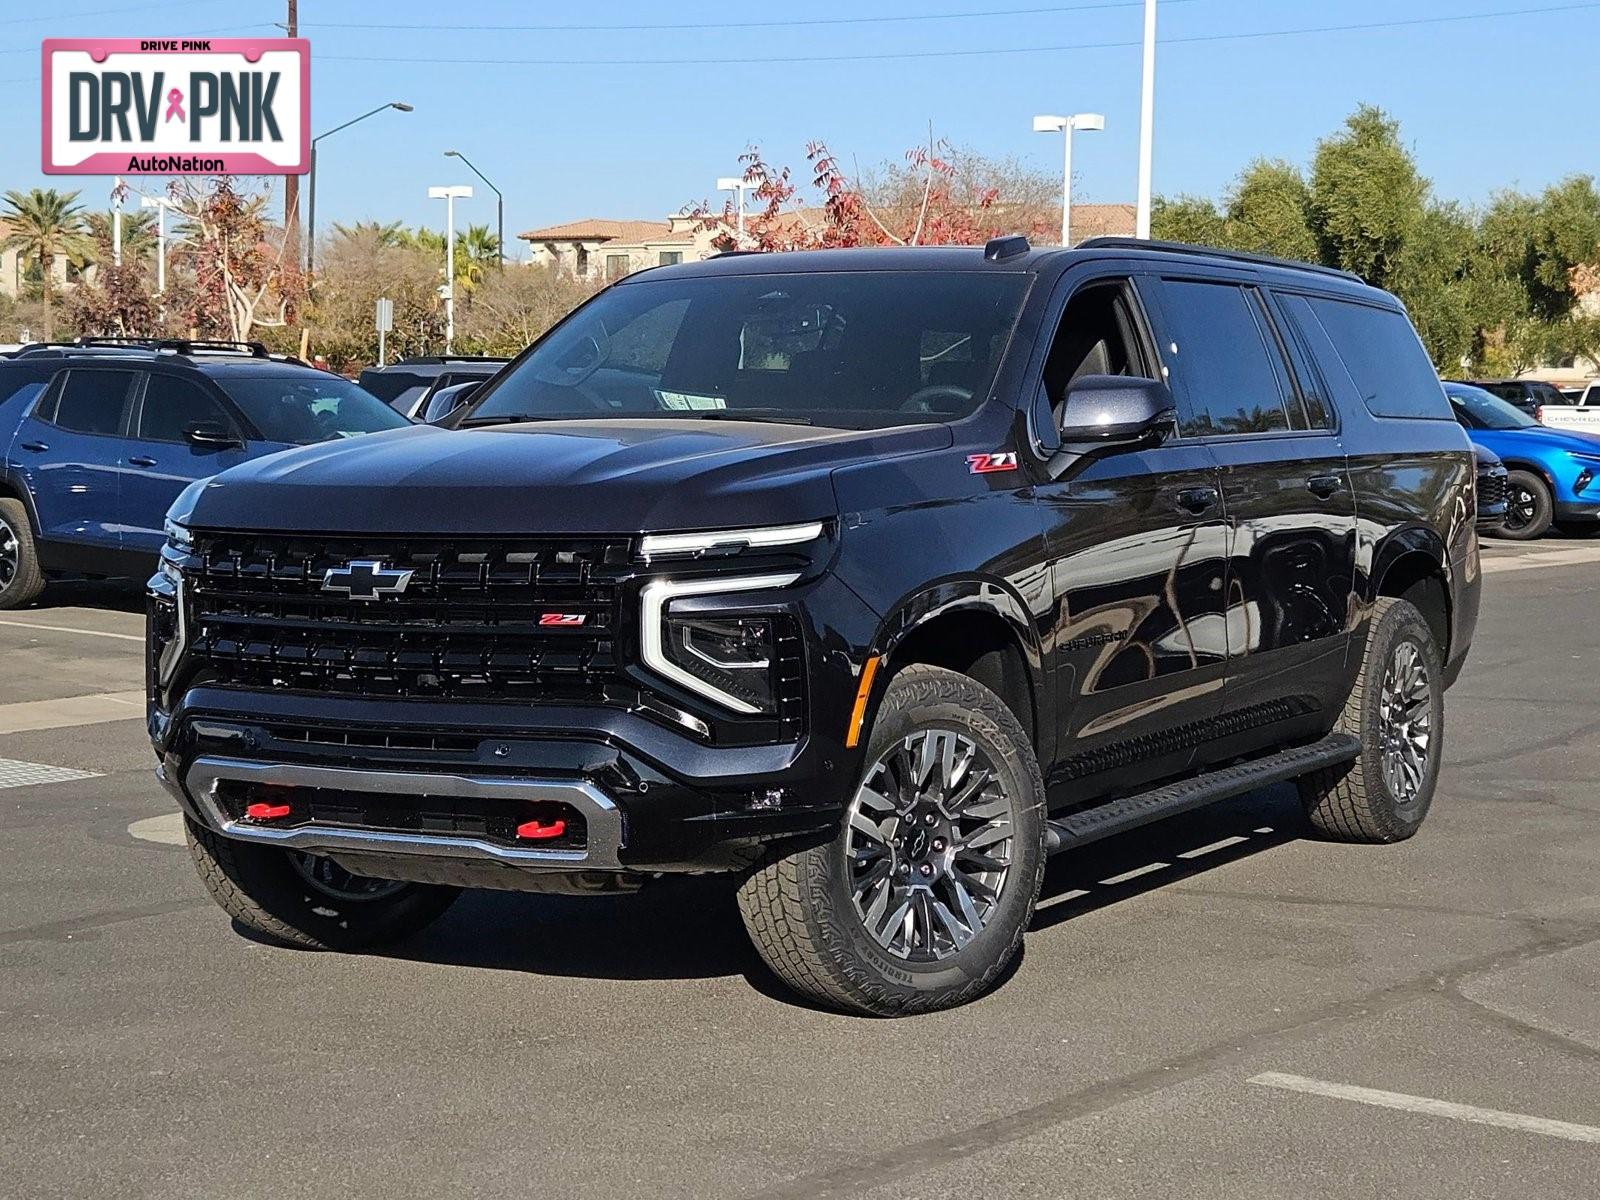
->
<box><xmin>1505</xmin><ymin>484</ymin><xmax>1538</xmax><ymax>532</ymax></box>
<box><xmin>1378</xmin><ymin>641</ymin><xmax>1432</xmax><ymax>805</ymax></box>
<box><xmin>0</xmin><ymin>515</ymin><xmax>17</xmax><ymax>592</ymax></box>
<box><xmin>844</xmin><ymin>729</ymin><xmax>1014</xmax><ymax>962</ymax></box>
<box><xmin>288</xmin><ymin>851</ymin><xmax>408</xmax><ymax>902</ymax></box>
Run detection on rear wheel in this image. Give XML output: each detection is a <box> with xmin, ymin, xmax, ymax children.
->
<box><xmin>186</xmin><ymin>819</ymin><xmax>460</xmax><ymax>950</ymax></box>
<box><xmin>1299</xmin><ymin>597</ymin><xmax>1444</xmax><ymax>843</ymax></box>
<box><xmin>737</xmin><ymin>664</ymin><xmax>1046</xmax><ymax>1016</ymax></box>
<box><xmin>1497</xmin><ymin>469</ymin><xmax>1553</xmax><ymax>540</ymax></box>
<box><xmin>0</xmin><ymin>498</ymin><xmax>45</xmax><ymax>610</ymax></box>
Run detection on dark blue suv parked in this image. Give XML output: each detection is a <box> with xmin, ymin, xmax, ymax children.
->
<box><xmin>0</xmin><ymin>339</ymin><xmax>408</xmax><ymax>608</ymax></box>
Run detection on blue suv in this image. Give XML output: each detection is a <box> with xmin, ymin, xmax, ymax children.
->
<box><xmin>1445</xmin><ymin>381</ymin><xmax>1600</xmax><ymax>540</ymax></box>
<box><xmin>0</xmin><ymin>340</ymin><xmax>409</xmax><ymax>608</ymax></box>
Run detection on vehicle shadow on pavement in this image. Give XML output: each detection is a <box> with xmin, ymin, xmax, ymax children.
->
<box><xmin>354</xmin><ymin>784</ymin><xmax>1308</xmax><ymax>1005</ymax></box>
<box><xmin>32</xmin><ymin>579</ymin><xmax>146</xmax><ymax>613</ymax></box>
<box><xmin>382</xmin><ymin>874</ymin><xmax>753</xmax><ymax>982</ymax></box>
<box><xmin>1031</xmin><ymin>783</ymin><xmax>1304</xmax><ymax>930</ymax></box>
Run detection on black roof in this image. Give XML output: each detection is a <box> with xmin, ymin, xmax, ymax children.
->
<box><xmin>632</xmin><ymin>236</ymin><xmax>1384</xmax><ymax>301</ymax></box>
<box><xmin>2</xmin><ymin>338</ymin><xmax>327</xmax><ymax>377</ymax></box>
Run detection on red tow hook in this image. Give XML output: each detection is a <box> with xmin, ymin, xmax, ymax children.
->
<box><xmin>244</xmin><ymin>801</ymin><xmax>293</xmax><ymax>821</ymax></box>
<box><xmin>515</xmin><ymin>818</ymin><xmax>567</xmax><ymax>841</ymax></box>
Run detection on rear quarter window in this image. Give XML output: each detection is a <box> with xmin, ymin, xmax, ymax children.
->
<box><xmin>1290</xmin><ymin>296</ymin><xmax>1450</xmax><ymax>420</ymax></box>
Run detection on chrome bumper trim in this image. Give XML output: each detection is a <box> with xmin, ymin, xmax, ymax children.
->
<box><xmin>181</xmin><ymin>757</ymin><xmax>624</xmax><ymax>869</ymax></box>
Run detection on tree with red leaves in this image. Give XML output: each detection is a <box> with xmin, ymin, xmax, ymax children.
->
<box><xmin>693</xmin><ymin>131</ymin><xmax>1056</xmax><ymax>253</ymax></box>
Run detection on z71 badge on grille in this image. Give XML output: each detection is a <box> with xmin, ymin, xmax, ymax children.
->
<box><xmin>321</xmin><ymin>561</ymin><xmax>414</xmax><ymax>600</ymax></box>
<box><xmin>538</xmin><ymin>613</ymin><xmax>587</xmax><ymax>627</ymax></box>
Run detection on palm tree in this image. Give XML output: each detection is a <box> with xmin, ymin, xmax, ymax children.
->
<box><xmin>1</xmin><ymin>188</ymin><xmax>90</xmax><ymax>326</ymax></box>
<box><xmin>332</xmin><ymin>219</ymin><xmax>407</xmax><ymax>248</ymax></box>
<box><xmin>83</xmin><ymin>209</ymin><xmax>159</xmax><ymax>267</ymax></box>
<box><xmin>457</xmin><ymin>223</ymin><xmax>502</xmax><ymax>291</ymax></box>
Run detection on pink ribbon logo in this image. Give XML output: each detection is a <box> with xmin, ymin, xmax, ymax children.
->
<box><xmin>164</xmin><ymin>88</ymin><xmax>185</xmax><ymax>123</ymax></box>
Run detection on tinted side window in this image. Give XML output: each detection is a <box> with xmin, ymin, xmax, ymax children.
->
<box><xmin>50</xmin><ymin>370</ymin><xmax>138</xmax><ymax>435</ymax></box>
<box><xmin>1302</xmin><ymin>298</ymin><xmax>1450</xmax><ymax>420</ymax></box>
<box><xmin>137</xmin><ymin>378</ymin><xmax>233</xmax><ymax>442</ymax></box>
<box><xmin>1160</xmin><ymin>280</ymin><xmax>1291</xmax><ymax>436</ymax></box>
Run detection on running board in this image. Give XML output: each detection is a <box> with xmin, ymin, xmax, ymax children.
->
<box><xmin>1043</xmin><ymin>732</ymin><xmax>1361</xmax><ymax>854</ymax></box>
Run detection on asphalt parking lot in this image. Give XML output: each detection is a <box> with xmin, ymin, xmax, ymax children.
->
<box><xmin>3</xmin><ymin>539</ymin><xmax>1600</xmax><ymax>1199</ymax></box>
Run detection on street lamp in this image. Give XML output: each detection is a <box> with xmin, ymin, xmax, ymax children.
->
<box><xmin>1136</xmin><ymin>0</ymin><xmax>1158</xmax><ymax>239</ymax></box>
<box><xmin>428</xmin><ymin>185</ymin><xmax>473</xmax><ymax>353</ymax></box>
<box><xmin>445</xmin><ymin>149</ymin><xmax>504</xmax><ymax>268</ymax></box>
<box><xmin>1033</xmin><ymin>113</ymin><xmax>1105</xmax><ymax>248</ymax></box>
<box><xmin>306</xmin><ymin>101</ymin><xmax>413</xmax><ymax>275</ymax></box>
<box><xmin>716</xmin><ymin>176</ymin><xmax>749</xmax><ymax>239</ymax></box>
<box><xmin>139</xmin><ymin>195</ymin><xmax>178</xmax><ymax>293</ymax></box>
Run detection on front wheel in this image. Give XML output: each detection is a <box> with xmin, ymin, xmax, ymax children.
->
<box><xmin>737</xmin><ymin>664</ymin><xmax>1046</xmax><ymax>1016</ymax></box>
<box><xmin>0</xmin><ymin>498</ymin><xmax>45</xmax><ymax>610</ymax></box>
<box><xmin>1496</xmin><ymin>469</ymin><xmax>1553</xmax><ymax>540</ymax></box>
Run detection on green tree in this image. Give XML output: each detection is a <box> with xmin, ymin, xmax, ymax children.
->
<box><xmin>458</xmin><ymin>223</ymin><xmax>501</xmax><ymax>289</ymax></box>
<box><xmin>1225</xmin><ymin>159</ymin><xmax>1317</xmax><ymax>261</ymax></box>
<box><xmin>332</xmin><ymin>219</ymin><xmax>407</xmax><ymax>248</ymax></box>
<box><xmin>1151</xmin><ymin>196</ymin><xmax>1228</xmax><ymax>246</ymax></box>
<box><xmin>1307</xmin><ymin>105</ymin><xmax>1426</xmax><ymax>288</ymax></box>
<box><xmin>1</xmin><ymin>187</ymin><xmax>90</xmax><ymax>331</ymax></box>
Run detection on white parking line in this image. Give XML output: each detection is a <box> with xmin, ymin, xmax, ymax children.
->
<box><xmin>128</xmin><ymin>813</ymin><xmax>186</xmax><ymax>846</ymax></box>
<box><xmin>1177</xmin><ymin>835</ymin><xmax>1251</xmax><ymax>860</ymax></box>
<box><xmin>0</xmin><ymin>617</ymin><xmax>143</xmax><ymax>642</ymax></box>
<box><xmin>1248</xmin><ymin>1071</ymin><xmax>1600</xmax><ymax>1145</ymax></box>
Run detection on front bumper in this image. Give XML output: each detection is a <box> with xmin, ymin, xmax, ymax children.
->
<box><xmin>1554</xmin><ymin>498</ymin><xmax>1600</xmax><ymax>522</ymax></box>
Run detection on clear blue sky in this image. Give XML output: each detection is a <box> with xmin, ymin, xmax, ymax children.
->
<box><xmin>3</xmin><ymin>0</ymin><xmax>1596</xmax><ymax>254</ymax></box>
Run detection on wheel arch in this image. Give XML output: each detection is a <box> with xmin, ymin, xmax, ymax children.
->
<box><xmin>868</xmin><ymin>578</ymin><xmax>1048</xmax><ymax>761</ymax></box>
<box><xmin>0</xmin><ymin>468</ymin><xmax>39</xmax><ymax>530</ymax></box>
<box><xmin>1370</xmin><ymin>530</ymin><xmax>1451</xmax><ymax>659</ymax></box>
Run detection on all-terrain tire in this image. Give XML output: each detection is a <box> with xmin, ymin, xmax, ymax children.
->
<box><xmin>0</xmin><ymin>498</ymin><xmax>45</xmax><ymax>610</ymax></box>
<box><xmin>737</xmin><ymin>664</ymin><xmax>1047</xmax><ymax>1016</ymax></box>
<box><xmin>1496</xmin><ymin>469</ymin><xmax>1553</xmax><ymax>540</ymax></box>
<box><xmin>1298</xmin><ymin>597</ymin><xmax>1444</xmax><ymax>843</ymax></box>
<box><xmin>186</xmin><ymin>819</ymin><xmax>460</xmax><ymax>951</ymax></box>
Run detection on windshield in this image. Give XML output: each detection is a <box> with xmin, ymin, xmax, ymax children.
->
<box><xmin>1447</xmin><ymin>384</ymin><xmax>1537</xmax><ymax>430</ymax></box>
<box><xmin>465</xmin><ymin>270</ymin><xmax>1030</xmax><ymax>429</ymax></box>
<box><xmin>218</xmin><ymin>373</ymin><xmax>411</xmax><ymax>445</ymax></box>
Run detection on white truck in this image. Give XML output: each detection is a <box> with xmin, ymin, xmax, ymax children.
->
<box><xmin>1539</xmin><ymin>380</ymin><xmax>1600</xmax><ymax>432</ymax></box>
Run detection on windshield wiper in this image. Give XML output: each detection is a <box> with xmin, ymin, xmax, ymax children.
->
<box><xmin>457</xmin><ymin>413</ymin><xmax>544</xmax><ymax>427</ymax></box>
<box><xmin>667</xmin><ymin>410</ymin><xmax>814</xmax><ymax>426</ymax></box>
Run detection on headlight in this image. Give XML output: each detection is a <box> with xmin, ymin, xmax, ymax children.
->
<box><xmin>639</xmin><ymin>522</ymin><xmax>823</xmax><ymax>562</ymax></box>
<box><xmin>163</xmin><ymin>516</ymin><xmax>192</xmax><ymax>550</ymax></box>
<box><xmin>639</xmin><ymin>573</ymin><xmax>799</xmax><ymax>714</ymax></box>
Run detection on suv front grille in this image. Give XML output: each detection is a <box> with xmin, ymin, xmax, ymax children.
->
<box><xmin>1478</xmin><ymin>465</ymin><xmax>1508</xmax><ymax>509</ymax></box>
<box><xmin>185</xmin><ymin>533</ymin><xmax>634</xmax><ymax>702</ymax></box>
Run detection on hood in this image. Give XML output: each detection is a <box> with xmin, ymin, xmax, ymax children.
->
<box><xmin>1473</xmin><ymin>425</ymin><xmax>1600</xmax><ymax>458</ymax></box>
<box><xmin>184</xmin><ymin>418</ymin><xmax>952</xmax><ymax>534</ymax></box>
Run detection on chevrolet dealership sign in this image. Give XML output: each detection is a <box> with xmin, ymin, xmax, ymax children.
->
<box><xmin>42</xmin><ymin>38</ymin><xmax>309</xmax><ymax>175</ymax></box>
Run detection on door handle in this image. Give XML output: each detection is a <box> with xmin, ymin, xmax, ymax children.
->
<box><xmin>1176</xmin><ymin>485</ymin><xmax>1219</xmax><ymax>515</ymax></box>
<box><xmin>19</xmin><ymin>441</ymin><xmax>48</xmax><ymax>453</ymax></box>
<box><xmin>1306</xmin><ymin>474</ymin><xmax>1343</xmax><ymax>499</ymax></box>
<box><xmin>128</xmin><ymin>456</ymin><xmax>158</xmax><ymax>468</ymax></box>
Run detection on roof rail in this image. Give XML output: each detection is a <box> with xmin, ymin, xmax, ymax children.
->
<box><xmin>1075</xmin><ymin>237</ymin><xmax>1364</xmax><ymax>283</ymax></box>
<box><xmin>69</xmin><ymin>336</ymin><xmax>273</xmax><ymax>358</ymax></box>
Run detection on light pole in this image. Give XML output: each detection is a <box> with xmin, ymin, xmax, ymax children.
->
<box><xmin>428</xmin><ymin>185</ymin><xmax>472</xmax><ymax>353</ymax></box>
<box><xmin>716</xmin><ymin>176</ymin><xmax>749</xmax><ymax>240</ymax></box>
<box><xmin>445</xmin><ymin>149</ymin><xmax>504</xmax><ymax>268</ymax></box>
<box><xmin>139</xmin><ymin>195</ymin><xmax>176</xmax><ymax>293</ymax></box>
<box><xmin>1033</xmin><ymin>113</ymin><xmax>1105</xmax><ymax>248</ymax></box>
<box><xmin>1136</xmin><ymin>0</ymin><xmax>1158</xmax><ymax>239</ymax></box>
<box><xmin>307</xmin><ymin>101</ymin><xmax>412</xmax><ymax>275</ymax></box>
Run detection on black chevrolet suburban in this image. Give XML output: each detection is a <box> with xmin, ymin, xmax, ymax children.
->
<box><xmin>149</xmin><ymin>238</ymin><xmax>1480</xmax><ymax>1016</ymax></box>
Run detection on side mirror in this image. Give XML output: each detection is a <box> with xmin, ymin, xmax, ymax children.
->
<box><xmin>1048</xmin><ymin>375</ymin><xmax>1175</xmax><ymax>478</ymax></box>
<box><xmin>1058</xmin><ymin>375</ymin><xmax>1176</xmax><ymax>445</ymax></box>
<box><xmin>424</xmin><ymin>380</ymin><xmax>482</xmax><ymax>424</ymax></box>
<box><xmin>184</xmin><ymin>421</ymin><xmax>242</xmax><ymax>449</ymax></box>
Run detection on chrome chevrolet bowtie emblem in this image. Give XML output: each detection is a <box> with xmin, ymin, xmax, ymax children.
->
<box><xmin>321</xmin><ymin>560</ymin><xmax>414</xmax><ymax>600</ymax></box>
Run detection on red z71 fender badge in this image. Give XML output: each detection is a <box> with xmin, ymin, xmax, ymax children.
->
<box><xmin>967</xmin><ymin>452</ymin><xmax>1019</xmax><ymax>474</ymax></box>
<box><xmin>539</xmin><ymin>613</ymin><xmax>588</xmax><ymax>626</ymax></box>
